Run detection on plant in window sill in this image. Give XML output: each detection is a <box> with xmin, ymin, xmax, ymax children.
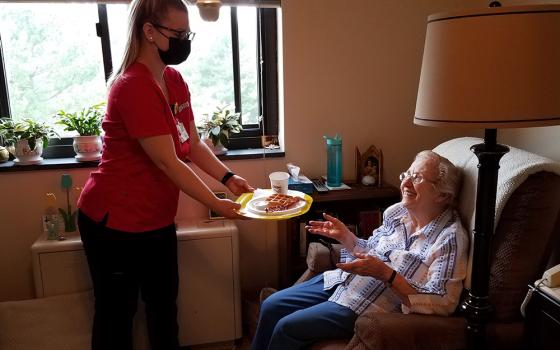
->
<box><xmin>55</xmin><ymin>102</ymin><xmax>105</xmax><ymax>162</ymax></box>
<box><xmin>197</xmin><ymin>105</ymin><xmax>242</xmax><ymax>155</ymax></box>
<box><xmin>0</xmin><ymin>118</ymin><xmax>59</xmax><ymax>165</ymax></box>
<box><xmin>58</xmin><ymin>174</ymin><xmax>81</xmax><ymax>233</ymax></box>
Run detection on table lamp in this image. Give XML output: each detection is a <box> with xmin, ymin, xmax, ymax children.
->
<box><xmin>414</xmin><ymin>3</ymin><xmax>560</xmax><ymax>348</ymax></box>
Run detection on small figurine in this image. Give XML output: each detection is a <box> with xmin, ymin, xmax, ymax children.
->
<box><xmin>361</xmin><ymin>157</ymin><xmax>377</xmax><ymax>186</ymax></box>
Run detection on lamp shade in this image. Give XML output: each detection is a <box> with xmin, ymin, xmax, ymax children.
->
<box><xmin>414</xmin><ymin>5</ymin><xmax>560</xmax><ymax>128</ymax></box>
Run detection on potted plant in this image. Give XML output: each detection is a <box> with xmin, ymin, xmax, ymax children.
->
<box><xmin>0</xmin><ymin>118</ymin><xmax>58</xmax><ymax>165</ymax></box>
<box><xmin>55</xmin><ymin>102</ymin><xmax>105</xmax><ymax>161</ymax></box>
<box><xmin>197</xmin><ymin>105</ymin><xmax>242</xmax><ymax>155</ymax></box>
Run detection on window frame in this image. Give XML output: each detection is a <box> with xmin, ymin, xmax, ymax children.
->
<box><xmin>0</xmin><ymin>3</ymin><xmax>279</xmax><ymax>157</ymax></box>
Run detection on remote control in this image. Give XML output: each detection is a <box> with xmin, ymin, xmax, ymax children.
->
<box><xmin>312</xmin><ymin>179</ymin><xmax>329</xmax><ymax>193</ymax></box>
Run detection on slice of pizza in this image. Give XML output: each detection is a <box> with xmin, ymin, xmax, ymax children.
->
<box><xmin>265</xmin><ymin>193</ymin><xmax>302</xmax><ymax>213</ymax></box>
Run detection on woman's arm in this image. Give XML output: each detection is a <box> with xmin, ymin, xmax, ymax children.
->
<box><xmin>138</xmin><ymin>134</ymin><xmax>243</xmax><ymax>219</ymax></box>
<box><xmin>187</xmin><ymin>121</ymin><xmax>253</xmax><ymax>196</ymax></box>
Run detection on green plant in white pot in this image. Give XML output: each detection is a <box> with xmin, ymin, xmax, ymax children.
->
<box><xmin>197</xmin><ymin>105</ymin><xmax>242</xmax><ymax>155</ymax></box>
<box><xmin>0</xmin><ymin>118</ymin><xmax>58</xmax><ymax>165</ymax></box>
<box><xmin>55</xmin><ymin>102</ymin><xmax>105</xmax><ymax>161</ymax></box>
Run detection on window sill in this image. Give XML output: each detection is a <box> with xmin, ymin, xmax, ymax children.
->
<box><xmin>0</xmin><ymin>148</ymin><xmax>285</xmax><ymax>173</ymax></box>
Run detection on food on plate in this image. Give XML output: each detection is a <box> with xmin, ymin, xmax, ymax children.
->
<box><xmin>265</xmin><ymin>193</ymin><xmax>302</xmax><ymax>213</ymax></box>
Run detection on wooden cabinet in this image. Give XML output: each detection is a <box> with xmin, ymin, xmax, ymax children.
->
<box><xmin>279</xmin><ymin>182</ymin><xmax>401</xmax><ymax>288</ymax></box>
<box><xmin>30</xmin><ymin>220</ymin><xmax>242</xmax><ymax>347</ymax></box>
<box><xmin>523</xmin><ymin>285</ymin><xmax>560</xmax><ymax>349</ymax></box>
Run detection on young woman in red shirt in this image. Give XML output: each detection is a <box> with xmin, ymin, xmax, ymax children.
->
<box><xmin>77</xmin><ymin>1</ymin><xmax>253</xmax><ymax>349</ymax></box>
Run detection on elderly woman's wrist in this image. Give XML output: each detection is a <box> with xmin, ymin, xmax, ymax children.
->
<box><xmin>384</xmin><ymin>266</ymin><xmax>397</xmax><ymax>285</ymax></box>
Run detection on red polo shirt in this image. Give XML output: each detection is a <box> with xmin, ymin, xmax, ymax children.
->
<box><xmin>78</xmin><ymin>62</ymin><xmax>194</xmax><ymax>232</ymax></box>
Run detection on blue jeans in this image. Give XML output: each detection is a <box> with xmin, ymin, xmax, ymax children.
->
<box><xmin>252</xmin><ymin>274</ymin><xmax>357</xmax><ymax>350</ymax></box>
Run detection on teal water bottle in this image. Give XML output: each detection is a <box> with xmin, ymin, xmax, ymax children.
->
<box><xmin>324</xmin><ymin>135</ymin><xmax>342</xmax><ymax>187</ymax></box>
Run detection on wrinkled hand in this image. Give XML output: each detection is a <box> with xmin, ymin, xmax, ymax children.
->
<box><xmin>305</xmin><ymin>213</ymin><xmax>353</xmax><ymax>245</ymax></box>
<box><xmin>226</xmin><ymin>175</ymin><xmax>254</xmax><ymax>196</ymax></box>
<box><xmin>336</xmin><ymin>252</ymin><xmax>392</xmax><ymax>281</ymax></box>
<box><xmin>212</xmin><ymin>198</ymin><xmax>246</xmax><ymax>219</ymax></box>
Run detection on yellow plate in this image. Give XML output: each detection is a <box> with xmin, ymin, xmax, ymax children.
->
<box><xmin>235</xmin><ymin>189</ymin><xmax>313</xmax><ymax>220</ymax></box>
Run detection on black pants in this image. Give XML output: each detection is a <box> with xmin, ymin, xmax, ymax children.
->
<box><xmin>78</xmin><ymin>211</ymin><xmax>179</xmax><ymax>350</ymax></box>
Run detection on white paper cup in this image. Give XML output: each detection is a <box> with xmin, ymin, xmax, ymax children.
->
<box><xmin>269</xmin><ymin>171</ymin><xmax>290</xmax><ymax>194</ymax></box>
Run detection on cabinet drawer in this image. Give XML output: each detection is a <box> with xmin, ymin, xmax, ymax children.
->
<box><xmin>38</xmin><ymin>250</ymin><xmax>92</xmax><ymax>297</ymax></box>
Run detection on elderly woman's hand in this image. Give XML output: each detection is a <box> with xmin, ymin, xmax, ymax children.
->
<box><xmin>306</xmin><ymin>213</ymin><xmax>357</xmax><ymax>249</ymax></box>
<box><xmin>336</xmin><ymin>252</ymin><xmax>393</xmax><ymax>281</ymax></box>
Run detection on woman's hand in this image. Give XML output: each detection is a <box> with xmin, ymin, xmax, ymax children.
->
<box><xmin>211</xmin><ymin>198</ymin><xmax>246</xmax><ymax>219</ymax></box>
<box><xmin>336</xmin><ymin>252</ymin><xmax>393</xmax><ymax>281</ymax></box>
<box><xmin>225</xmin><ymin>175</ymin><xmax>254</xmax><ymax>196</ymax></box>
<box><xmin>305</xmin><ymin>213</ymin><xmax>356</xmax><ymax>249</ymax></box>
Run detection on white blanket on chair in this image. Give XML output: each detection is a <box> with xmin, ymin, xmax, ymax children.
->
<box><xmin>434</xmin><ymin>137</ymin><xmax>560</xmax><ymax>288</ymax></box>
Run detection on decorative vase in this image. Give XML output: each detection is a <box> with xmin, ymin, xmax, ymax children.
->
<box><xmin>11</xmin><ymin>139</ymin><xmax>44</xmax><ymax>165</ymax></box>
<box><xmin>202</xmin><ymin>137</ymin><xmax>228</xmax><ymax>155</ymax></box>
<box><xmin>212</xmin><ymin>142</ymin><xmax>228</xmax><ymax>155</ymax></box>
<box><xmin>73</xmin><ymin>135</ymin><xmax>102</xmax><ymax>161</ymax></box>
<box><xmin>0</xmin><ymin>146</ymin><xmax>9</xmax><ymax>163</ymax></box>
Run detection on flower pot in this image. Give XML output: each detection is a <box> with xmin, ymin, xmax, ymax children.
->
<box><xmin>202</xmin><ymin>137</ymin><xmax>227</xmax><ymax>155</ymax></box>
<box><xmin>10</xmin><ymin>139</ymin><xmax>44</xmax><ymax>165</ymax></box>
<box><xmin>212</xmin><ymin>142</ymin><xmax>228</xmax><ymax>155</ymax></box>
<box><xmin>73</xmin><ymin>135</ymin><xmax>102</xmax><ymax>161</ymax></box>
<box><xmin>0</xmin><ymin>146</ymin><xmax>9</xmax><ymax>163</ymax></box>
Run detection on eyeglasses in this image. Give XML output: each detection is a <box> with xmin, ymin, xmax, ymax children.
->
<box><xmin>399</xmin><ymin>170</ymin><xmax>438</xmax><ymax>185</ymax></box>
<box><xmin>153</xmin><ymin>23</ymin><xmax>196</xmax><ymax>41</ymax></box>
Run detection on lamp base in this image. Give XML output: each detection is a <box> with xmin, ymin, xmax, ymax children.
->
<box><xmin>461</xmin><ymin>129</ymin><xmax>509</xmax><ymax>350</ymax></box>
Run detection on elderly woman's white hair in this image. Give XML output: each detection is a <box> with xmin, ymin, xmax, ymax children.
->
<box><xmin>415</xmin><ymin>150</ymin><xmax>462</xmax><ymax>207</ymax></box>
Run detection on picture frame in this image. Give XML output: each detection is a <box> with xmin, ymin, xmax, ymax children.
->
<box><xmin>209</xmin><ymin>191</ymin><xmax>227</xmax><ymax>220</ymax></box>
<box><xmin>355</xmin><ymin>145</ymin><xmax>383</xmax><ymax>188</ymax></box>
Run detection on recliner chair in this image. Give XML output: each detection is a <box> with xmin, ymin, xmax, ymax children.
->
<box><xmin>293</xmin><ymin>137</ymin><xmax>560</xmax><ymax>350</ymax></box>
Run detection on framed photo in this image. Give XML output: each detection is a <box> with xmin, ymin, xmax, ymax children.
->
<box><xmin>355</xmin><ymin>145</ymin><xmax>383</xmax><ymax>188</ymax></box>
<box><xmin>209</xmin><ymin>192</ymin><xmax>227</xmax><ymax>220</ymax></box>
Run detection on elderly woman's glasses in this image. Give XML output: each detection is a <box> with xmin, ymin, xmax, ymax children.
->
<box><xmin>153</xmin><ymin>23</ymin><xmax>196</xmax><ymax>40</ymax></box>
<box><xmin>399</xmin><ymin>170</ymin><xmax>438</xmax><ymax>185</ymax></box>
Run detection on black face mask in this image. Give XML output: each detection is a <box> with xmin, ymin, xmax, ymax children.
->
<box><xmin>158</xmin><ymin>37</ymin><xmax>191</xmax><ymax>66</ymax></box>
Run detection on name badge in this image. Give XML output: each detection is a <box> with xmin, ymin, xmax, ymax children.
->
<box><xmin>176</xmin><ymin>121</ymin><xmax>189</xmax><ymax>143</ymax></box>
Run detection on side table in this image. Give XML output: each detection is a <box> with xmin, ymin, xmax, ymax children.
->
<box><xmin>523</xmin><ymin>284</ymin><xmax>560</xmax><ymax>348</ymax></box>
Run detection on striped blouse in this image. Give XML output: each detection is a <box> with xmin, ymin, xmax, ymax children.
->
<box><xmin>323</xmin><ymin>202</ymin><xmax>468</xmax><ymax>315</ymax></box>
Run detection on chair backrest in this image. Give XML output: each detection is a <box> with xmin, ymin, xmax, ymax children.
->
<box><xmin>434</xmin><ymin>137</ymin><xmax>560</xmax><ymax>322</ymax></box>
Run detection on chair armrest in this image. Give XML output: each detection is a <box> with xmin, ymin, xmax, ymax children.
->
<box><xmin>307</xmin><ymin>242</ymin><xmax>342</xmax><ymax>273</ymax></box>
<box><xmin>293</xmin><ymin>242</ymin><xmax>342</xmax><ymax>285</ymax></box>
<box><xmin>348</xmin><ymin>312</ymin><xmax>466</xmax><ymax>350</ymax></box>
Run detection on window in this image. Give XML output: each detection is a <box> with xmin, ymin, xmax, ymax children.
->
<box><xmin>0</xmin><ymin>3</ymin><xmax>106</xmax><ymax>126</ymax></box>
<box><xmin>0</xmin><ymin>2</ymin><xmax>279</xmax><ymax>157</ymax></box>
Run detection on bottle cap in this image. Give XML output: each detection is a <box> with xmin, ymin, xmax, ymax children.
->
<box><xmin>324</xmin><ymin>134</ymin><xmax>342</xmax><ymax>145</ymax></box>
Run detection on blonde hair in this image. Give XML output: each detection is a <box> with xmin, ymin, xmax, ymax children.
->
<box><xmin>108</xmin><ymin>0</ymin><xmax>188</xmax><ymax>87</ymax></box>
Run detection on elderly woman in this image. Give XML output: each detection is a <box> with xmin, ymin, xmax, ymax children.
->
<box><xmin>252</xmin><ymin>150</ymin><xmax>469</xmax><ymax>350</ymax></box>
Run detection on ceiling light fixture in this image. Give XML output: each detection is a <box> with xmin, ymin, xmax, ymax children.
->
<box><xmin>196</xmin><ymin>0</ymin><xmax>222</xmax><ymax>22</ymax></box>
